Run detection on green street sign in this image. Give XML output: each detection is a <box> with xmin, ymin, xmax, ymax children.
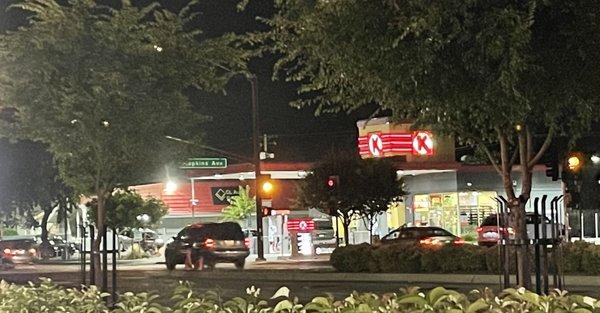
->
<box><xmin>181</xmin><ymin>158</ymin><xmax>227</xmax><ymax>169</ymax></box>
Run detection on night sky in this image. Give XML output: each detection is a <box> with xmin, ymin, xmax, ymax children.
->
<box><xmin>0</xmin><ymin>0</ymin><xmax>375</xmax><ymax>165</ymax></box>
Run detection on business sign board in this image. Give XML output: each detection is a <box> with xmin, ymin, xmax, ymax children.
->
<box><xmin>287</xmin><ymin>218</ymin><xmax>315</xmax><ymax>233</ymax></box>
<box><xmin>358</xmin><ymin>131</ymin><xmax>434</xmax><ymax>158</ymax></box>
<box><xmin>211</xmin><ymin>186</ymin><xmax>240</xmax><ymax>205</ymax></box>
<box><xmin>181</xmin><ymin>158</ymin><xmax>227</xmax><ymax>169</ymax></box>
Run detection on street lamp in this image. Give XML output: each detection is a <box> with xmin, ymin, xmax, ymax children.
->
<box><xmin>164</xmin><ymin>181</ymin><xmax>177</xmax><ymax>194</ymax></box>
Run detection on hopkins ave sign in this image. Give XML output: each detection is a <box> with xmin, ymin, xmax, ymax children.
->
<box><xmin>181</xmin><ymin>158</ymin><xmax>227</xmax><ymax>169</ymax></box>
<box><xmin>358</xmin><ymin>131</ymin><xmax>434</xmax><ymax>158</ymax></box>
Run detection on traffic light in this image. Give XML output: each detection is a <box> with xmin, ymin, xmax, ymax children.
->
<box><xmin>257</xmin><ymin>174</ymin><xmax>274</xmax><ymax>198</ymax></box>
<box><xmin>567</xmin><ymin>154</ymin><xmax>583</xmax><ymax>172</ymax></box>
<box><xmin>326</xmin><ymin>175</ymin><xmax>339</xmax><ymax>192</ymax></box>
<box><xmin>562</xmin><ymin>152</ymin><xmax>584</xmax><ymax>183</ymax></box>
<box><xmin>545</xmin><ymin>160</ymin><xmax>559</xmax><ymax>181</ymax></box>
<box><xmin>262</xmin><ymin>207</ymin><xmax>273</xmax><ymax>216</ymax></box>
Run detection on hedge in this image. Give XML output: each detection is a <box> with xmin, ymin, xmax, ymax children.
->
<box><xmin>3</xmin><ymin>279</ymin><xmax>600</xmax><ymax>313</ymax></box>
<box><xmin>331</xmin><ymin>241</ymin><xmax>600</xmax><ymax>275</ymax></box>
<box><xmin>5</xmin><ymin>280</ymin><xmax>600</xmax><ymax>313</ymax></box>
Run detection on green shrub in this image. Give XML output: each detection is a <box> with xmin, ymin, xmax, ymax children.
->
<box><xmin>372</xmin><ymin>244</ymin><xmax>421</xmax><ymax>273</ymax></box>
<box><xmin>581</xmin><ymin>243</ymin><xmax>600</xmax><ymax>275</ymax></box>
<box><xmin>562</xmin><ymin>241</ymin><xmax>590</xmax><ymax>273</ymax></box>
<box><xmin>3</xmin><ymin>280</ymin><xmax>600</xmax><ymax>313</ymax></box>
<box><xmin>330</xmin><ymin>243</ymin><xmax>375</xmax><ymax>272</ymax></box>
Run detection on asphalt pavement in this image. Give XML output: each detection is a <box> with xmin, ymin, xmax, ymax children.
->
<box><xmin>2</xmin><ymin>256</ymin><xmax>600</xmax><ymax>302</ymax></box>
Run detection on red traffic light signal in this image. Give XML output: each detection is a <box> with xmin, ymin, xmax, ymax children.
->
<box><xmin>326</xmin><ymin>175</ymin><xmax>339</xmax><ymax>191</ymax></box>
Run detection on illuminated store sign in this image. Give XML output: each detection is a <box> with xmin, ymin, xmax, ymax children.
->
<box><xmin>358</xmin><ymin>131</ymin><xmax>434</xmax><ymax>158</ymax></box>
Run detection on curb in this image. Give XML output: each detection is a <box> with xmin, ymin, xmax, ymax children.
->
<box><xmin>144</xmin><ymin>270</ymin><xmax>600</xmax><ymax>288</ymax></box>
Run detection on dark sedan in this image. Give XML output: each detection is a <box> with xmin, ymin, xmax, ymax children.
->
<box><xmin>379</xmin><ymin>226</ymin><xmax>464</xmax><ymax>249</ymax></box>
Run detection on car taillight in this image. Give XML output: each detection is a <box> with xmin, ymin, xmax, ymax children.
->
<box><xmin>244</xmin><ymin>238</ymin><xmax>251</xmax><ymax>248</ymax></box>
<box><xmin>476</xmin><ymin>227</ymin><xmax>483</xmax><ymax>232</ymax></box>
<box><xmin>3</xmin><ymin>248</ymin><xmax>11</xmax><ymax>255</ymax></box>
<box><xmin>453</xmin><ymin>238</ymin><xmax>465</xmax><ymax>246</ymax></box>
<box><xmin>419</xmin><ymin>237</ymin><xmax>440</xmax><ymax>246</ymax></box>
<box><xmin>205</xmin><ymin>238</ymin><xmax>215</xmax><ymax>249</ymax></box>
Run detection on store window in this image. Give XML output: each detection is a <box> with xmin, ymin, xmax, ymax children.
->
<box><xmin>412</xmin><ymin>191</ymin><xmax>498</xmax><ymax>236</ymax></box>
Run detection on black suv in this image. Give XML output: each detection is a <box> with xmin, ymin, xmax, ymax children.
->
<box><xmin>165</xmin><ymin>222</ymin><xmax>250</xmax><ymax>270</ymax></box>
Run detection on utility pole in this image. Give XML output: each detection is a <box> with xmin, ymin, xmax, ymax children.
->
<box><xmin>250</xmin><ymin>75</ymin><xmax>265</xmax><ymax>261</ymax></box>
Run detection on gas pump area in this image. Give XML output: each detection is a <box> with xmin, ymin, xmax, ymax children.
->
<box><xmin>260</xmin><ymin>213</ymin><xmax>336</xmax><ymax>259</ymax></box>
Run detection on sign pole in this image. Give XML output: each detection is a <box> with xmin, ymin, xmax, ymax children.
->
<box><xmin>250</xmin><ymin>75</ymin><xmax>265</xmax><ymax>261</ymax></box>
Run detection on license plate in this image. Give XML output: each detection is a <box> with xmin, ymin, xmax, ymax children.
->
<box><xmin>224</xmin><ymin>240</ymin><xmax>235</xmax><ymax>246</ymax></box>
<box><xmin>483</xmin><ymin>232</ymin><xmax>500</xmax><ymax>239</ymax></box>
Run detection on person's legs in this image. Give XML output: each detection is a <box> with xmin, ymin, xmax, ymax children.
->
<box><xmin>194</xmin><ymin>255</ymin><xmax>204</xmax><ymax>270</ymax></box>
<box><xmin>184</xmin><ymin>249</ymin><xmax>193</xmax><ymax>270</ymax></box>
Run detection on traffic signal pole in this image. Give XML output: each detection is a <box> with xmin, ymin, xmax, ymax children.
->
<box><xmin>250</xmin><ymin>75</ymin><xmax>266</xmax><ymax>261</ymax></box>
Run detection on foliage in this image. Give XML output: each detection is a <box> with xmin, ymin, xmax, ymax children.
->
<box><xmin>0</xmin><ymin>0</ymin><xmax>247</xmax><ymax>281</ymax></box>
<box><xmin>5</xmin><ymin>279</ymin><xmax>600</xmax><ymax>313</ymax></box>
<box><xmin>259</xmin><ymin>0</ymin><xmax>600</xmax><ymax>287</ymax></box>
<box><xmin>332</xmin><ymin>241</ymin><xmax>600</xmax><ymax>275</ymax></box>
<box><xmin>329</xmin><ymin>243</ymin><xmax>375</xmax><ymax>273</ymax></box>
<box><xmin>0</xmin><ymin>140</ymin><xmax>74</xmax><ymax>248</ymax></box>
<box><xmin>222</xmin><ymin>186</ymin><xmax>255</xmax><ymax>222</ymax></box>
<box><xmin>88</xmin><ymin>189</ymin><xmax>168</xmax><ymax>231</ymax></box>
<box><xmin>358</xmin><ymin>159</ymin><xmax>405</xmax><ymax>239</ymax></box>
<box><xmin>296</xmin><ymin>152</ymin><xmax>404</xmax><ymax>244</ymax></box>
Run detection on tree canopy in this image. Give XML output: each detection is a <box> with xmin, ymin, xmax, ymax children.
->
<box><xmin>0</xmin><ymin>140</ymin><xmax>73</xmax><ymax>241</ymax></box>
<box><xmin>87</xmin><ymin>189</ymin><xmax>168</xmax><ymax>231</ymax></box>
<box><xmin>261</xmin><ymin>0</ymin><xmax>600</xmax><ymax>287</ymax></box>
<box><xmin>0</xmin><ymin>0</ymin><xmax>248</xmax><ymax>284</ymax></box>
<box><xmin>296</xmin><ymin>152</ymin><xmax>404</xmax><ymax>243</ymax></box>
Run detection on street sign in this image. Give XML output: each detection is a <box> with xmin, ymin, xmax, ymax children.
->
<box><xmin>181</xmin><ymin>158</ymin><xmax>227</xmax><ymax>169</ymax></box>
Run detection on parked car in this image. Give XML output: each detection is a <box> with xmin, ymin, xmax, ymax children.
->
<box><xmin>312</xmin><ymin>218</ymin><xmax>337</xmax><ymax>255</ymax></box>
<box><xmin>476</xmin><ymin>212</ymin><xmax>562</xmax><ymax>246</ymax></box>
<box><xmin>118</xmin><ymin>229</ymin><xmax>164</xmax><ymax>253</ymax></box>
<box><xmin>379</xmin><ymin>226</ymin><xmax>464</xmax><ymax>249</ymax></box>
<box><xmin>164</xmin><ymin>222</ymin><xmax>250</xmax><ymax>270</ymax></box>
<box><xmin>0</xmin><ymin>237</ymin><xmax>38</xmax><ymax>264</ymax></box>
<box><xmin>48</xmin><ymin>236</ymin><xmax>77</xmax><ymax>258</ymax></box>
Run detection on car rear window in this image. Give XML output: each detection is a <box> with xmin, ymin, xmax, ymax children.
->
<box><xmin>416</xmin><ymin>228</ymin><xmax>453</xmax><ymax>238</ymax></box>
<box><xmin>186</xmin><ymin>222</ymin><xmax>244</xmax><ymax>241</ymax></box>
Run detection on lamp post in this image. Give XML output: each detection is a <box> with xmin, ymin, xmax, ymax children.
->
<box><xmin>249</xmin><ymin>75</ymin><xmax>266</xmax><ymax>261</ymax></box>
<box><xmin>165</xmin><ymin>74</ymin><xmax>266</xmax><ymax>261</ymax></box>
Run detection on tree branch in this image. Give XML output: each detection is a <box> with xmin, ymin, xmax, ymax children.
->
<box><xmin>527</xmin><ymin>127</ymin><xmax>555</xmax><ymax>169</ymax></box>
<box><xmin>508</xmin><ymin>148</ymin><xmax>519</xmax><ymax>169</ymax></box>
<box><xmin>499</xmin><ymin>130</ymin><xmax>517</xmax><ymax>200</ymax></box>
<box><xmin>477</xmin><ymin>141</ymin><xmax>502</xmax><ymax>176</ymax></box>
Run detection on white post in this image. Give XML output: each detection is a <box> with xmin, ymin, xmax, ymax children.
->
<box><xmin>595</xmin><ymin>213</ymin><xmax>599</xmax><ymax>238</ymax></box>
<box><xmin>190</xmin><ymin>178</ymin><xmax>195</xmax><ymax>217</ymax></box>
<box><xmin>581</xmin><ymin>213</ymin><xmax>585</xmax><ymax>239</ymax></box>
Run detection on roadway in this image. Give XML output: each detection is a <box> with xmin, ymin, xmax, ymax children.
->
<box><xmin>1</xmin><ymin>257</ymin><xmax>600</xmax><ymax>302</ymax></box>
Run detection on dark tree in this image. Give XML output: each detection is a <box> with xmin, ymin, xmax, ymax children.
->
<box><xmin>261</xmin><ymin>0</ymin><xmax>600</xmax><ymax>287</ymax></box>
<box><xmin>296</xmin><ymin>152</ymin><xmax>404</xmax><ymax>244</ymax></box>
<box><xmin>0</xmin><ymin>0</ymin><xmax>247</xmax><ymax>284</ymax></box>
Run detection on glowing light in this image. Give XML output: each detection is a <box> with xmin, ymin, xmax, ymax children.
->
<box><xmin>568</xmin><ymin>156</ymin><xmax>581</xmax><ymax>170</ymax></box>
<box><xmin>164</xmin><ymin>181</ymin><xmax>177</xmax><ymax>194</ymax></box>
<box><xmin>262</xmin><ymin>181</ymin><xmax>274</xmax><ymax>194</ymax></box>
<box><xmin>591</xmin><ymin>155</ymin><xmax>600</xmax><ymax>164</ymax></box>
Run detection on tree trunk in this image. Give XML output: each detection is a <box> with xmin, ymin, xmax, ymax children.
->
<box><xmin>92</xmin><ymin>190</ymin><xmax>106</xmax><ymax>287</ymax></box>
<box><xmin>39</xmin><ymin>209</ymin><xmax>54</xmax><ymax>259</ymax></box>
<box><xmin>342</xmin><ymin>219</ymin><xmax>350</xmax><ymax>246</ymax></box>
<box><xmin>510</xmin><ymin>199</ymin><xmax>531</xmax><ymax>288</ymax></box>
